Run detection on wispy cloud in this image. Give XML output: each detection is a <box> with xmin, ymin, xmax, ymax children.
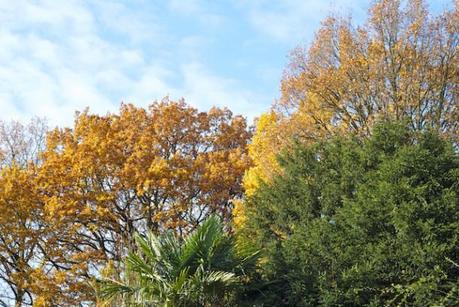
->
<box><xmin>1</xmin><ymin>0</ymin><xmax>447</xmax><ymax>127</ymax></box>
<box><xmin>0</xmin><ymin>0</ymin><xmax>259</xmax><ymax>127</ymax></box>
<box><xmin>0</xmin><ymin>0</ymin><xmax>148</xmax><ymax>126</ymax></box>
<box><xmin>180</xmin><ymin>61</ymin><xmax>265</xmax><ymax>118</ymax></box>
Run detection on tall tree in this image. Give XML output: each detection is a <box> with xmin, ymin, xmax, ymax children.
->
<box><xmin>281</xmin><ymin>0</ymin><xmax>458</xmax><ymax>135</ymax></box>
<box><xmin>243</xmin><ymin>0</ymin><xmax>458</xmax><ymax>199</ymax></box>
<box><xmin>243</xmin><ymin>121</ymin><xmax>459</xmax><ymax>305</ymax></box>
<box><xmin>35</xmin><ymin>99</ymin><xmax>251</xmax><ymax>303</ymax></box>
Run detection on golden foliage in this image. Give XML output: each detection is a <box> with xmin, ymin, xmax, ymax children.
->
<box><xmin>281</xmin><ymin>0</ymin><xmax>458</xmax><ymax>137</ymax></box>
<box><xmin>37</xmin><ymin>99</ymin><xmax>250</xmax><ymax>303</ymax></box>
<box><xmin>244</xmin><ymin>0</ymin><xmax>458</xmax><ymax>197</ymax></box>
<box><xmin>0</xmin><ymin>99</ymin><xmax>251</xmax><ymax>305</ymax></box>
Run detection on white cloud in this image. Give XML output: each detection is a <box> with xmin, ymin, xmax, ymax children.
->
<box><xmin>0</xmin><ymin>0</ymin><xmax>95</xmax><ymax>35</ymax></box>
<box><xmin>168</xmin><ymin>0</ymin><xmax>227</xmax><ymax>29</ymax></box>
<box><xmin>168</xmin><ymin>0</ymin><xmax>202</xmax><ymax>15</ymax></box>
<box><xmin>0</xmin><ymin>0</ymin><xmax>261</xmax><ymax>128</ymax></box>
<box><xmin>0</xmin><ymin>0</ymin><xmax>111</xmax><ymax>126</ymax></box>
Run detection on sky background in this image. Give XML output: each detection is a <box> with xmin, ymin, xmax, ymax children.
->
<box><xmin>0</xmin><ymin>0</ymin><xmax>453</xmax><ymax>127</ymax></box>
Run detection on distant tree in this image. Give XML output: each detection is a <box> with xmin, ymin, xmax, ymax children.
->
<box><xmin>97</xmin><ymin>215</ymin><xmax>259</xmax><ymax>306</ymax></box>
<box><xmin>0</xmin><ymin>118</ymin><xmax>47</xmax><ymax>167</ymax></box>
<box><xmin>0</xmin><ymin>118</ymin><xmax>51</xmax><ymax>307</ymax></box>
<box><xmin>243</xmin><ymin>121</ymin><xmax>459</xmax><ymax>305</ymax></box>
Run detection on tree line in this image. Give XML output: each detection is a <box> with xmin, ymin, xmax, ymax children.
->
<box><xmin>0</xmin><ymin>0</ymin><xmax>457</xmax><ymax>306</ymax></box>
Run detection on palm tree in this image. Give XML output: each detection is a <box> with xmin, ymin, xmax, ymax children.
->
<box><xmin>97</xmin><ymin>215</ymin><xmax>258</xmax><ymax>306</ymax></box>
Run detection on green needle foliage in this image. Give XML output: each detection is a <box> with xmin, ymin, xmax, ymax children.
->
<box><xmin>97</xmin><ymin>215</ymin><xmax>259</xmax><ymax>306</ymax></box>
<box><xmin>243</xmin><ymin>121</ymin><xmax>459</xmax><ymax>306</ymax></box>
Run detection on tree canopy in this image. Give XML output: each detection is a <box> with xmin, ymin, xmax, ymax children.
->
<box><xmin>242</xmin><ymin>121</ymin><xmax>459</xmax><ymax>305</ymax></box>
<box><xmin>0</xmin><ymin>100</ymin><xmax>252</xmax><ymax>305</ymax></box>
<box><xmin>244</xmin><ymin>0</ymin><xmax>458</xmax><ymax>197</ymax></box>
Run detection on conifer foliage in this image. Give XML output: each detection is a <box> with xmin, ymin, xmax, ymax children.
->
<box><xmin>242</xmin><ymin>121</ymin><xmax>459</xmax><ymax>305</ymax></box>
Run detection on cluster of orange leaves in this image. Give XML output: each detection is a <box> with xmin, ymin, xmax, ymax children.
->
<box><xmin>0</xmin><ymin>99</ymin><xmax>251</xmax><ymax>305</ymax></box>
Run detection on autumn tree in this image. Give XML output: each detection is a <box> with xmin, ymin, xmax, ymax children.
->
<box><xmin>0</xmin><ymin>118</ymin><xmax>47</xmax><ymax>168</ymax></box>
<box><xmin>0</xmin><ymin>100</ymin><xmax>251</xmax><ymax>305</ymax></box>
<box><xmin>243</xmin><ymin>0</ymin><xmax>458</xmax><ymax>200</ymax></box>
<box><xmin>34</xmin><ymin>99</ymin><xmax>251</xmax><ymax>303</ymax></box>
<box><xmin>0</xmin><ymin>119</ymin><xmax>57</xmax><ymax>306</ymax></box>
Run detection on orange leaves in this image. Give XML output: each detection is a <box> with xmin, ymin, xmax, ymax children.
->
<box><xmin>21</xmin><ymin>98</ymin><xmax>252</xmax><ymax>302</ymax></box>
<box><xmin>0</xmin><ymin>100</ymin><xmax>251</xmax><ymax>305</ymax></box>
<box><xmin>0</xmin><ymin>161</ymin><xmax>56</xmax><ymax>305</ymax></box>
<box><xmin>0</xmin><ymin>165</ymin><xmax>41</xmax><ymax>233</ymax></box>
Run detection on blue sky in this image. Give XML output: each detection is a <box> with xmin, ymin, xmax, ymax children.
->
<box><xmin>0</xmin><ymin>0</ymin><xmax>452</xmax><ymax>127</ymax></box>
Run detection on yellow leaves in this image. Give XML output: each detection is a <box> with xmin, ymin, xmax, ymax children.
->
<box><xmin>145</xmin><ymin>157</ymin><xmax>170</xmax><ymax>190</ymax></box>
<box><xmin>12</xmin><ymin>98</ymin><xmax>251</xmax><ymax>303</ymax></box>
<box><xmin>28</xmin><ymin>257</ymin><xmax>89</xmax><ymax>304</ymax></box>
<box><xmin>232</xmin><ymin>199</ymin><xmax>246</xmax><ymax>230</ymax></box>
<box><xmin>27</xmin><ymin>266</ymin><xmax>92</xmax><ymax>306</ymax></box>
<box><xmin>242</xmin><ymin>169</ymin><xmax>262</xmax><ymax>199</ymax></box>
<box><xmin>55</xmin><ymin>271</ymin><xmax>67</xmax><ymax>284</ymax></box>
<box><xmin>43</xmin><ymin>196</ymin><xmax>60</xmax><ymax>218</ymax></box>
<box><xmin>243</xmin><ymin>108</ymin><xmax>318</xmax><ymax>197</ymax></box>
<box><xmin>244</xmin><ymin>0</ymin><xmax>458</xmax><ymax>204</ymax></box>
<box><xmin>100</xmin><ymin>260</ymin><xmax>117</xmax><ymax>279</ymax></box>
<box><xmin>0</xmin><ymin>166</ymin><xmax>42</xmax><ymax>237</ymax></box>
<box><xmin>28</xmin><ymin>269</ymin><xmax>58</xmax><ymax>306</ymax></box>
<box><xmin>245</xmin><ymin>112</ymin><xmax>279</xmax><ymax>172</ymax></box>
<box><xmin>96</xmin><ymin>206</ymin><xmax>111</xmax><ymax>218</ymax></box>
<box><xmin>33</xmin><ymin>296</ymin><xmax>48</xmax><ymax>307</ymax></box>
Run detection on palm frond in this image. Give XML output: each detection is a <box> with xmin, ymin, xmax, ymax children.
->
<box><xmin>180</xmin><ymin>215</ymin><xmax>224</xmax><ymax>270</ymax></box>
<box><xmin>97</xmin><ymin>215</ymin><xmax>259</xmax><ymax>306</ymax></box>
<box><xmin>97</xmin><ymin>278</ymin><xmax>136</xmax><ymax>301</ymax></box>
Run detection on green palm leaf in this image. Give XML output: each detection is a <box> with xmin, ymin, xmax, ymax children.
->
<box><xmin>97</xmin><ymin>215</ymin><xmax>259</xmax><ymax>306</ymax></box>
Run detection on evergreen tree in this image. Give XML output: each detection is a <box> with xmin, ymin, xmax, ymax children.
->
<box><xmin>243</xmin><ymin>121</ymin><xmax>459</xmax><ymax>306</ymax></box>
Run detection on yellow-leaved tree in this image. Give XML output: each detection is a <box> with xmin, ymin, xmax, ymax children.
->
<box><xmin>0</xmin><ymin>100</ymin><xmax>252</xmax><ymax>306</ymax></box>
<box><xmin>241</xmin><ymin>0</ymin><xmax>458</xmax><ymax>210</ymax></box>
<box><xmin>34</xmin><ymin>99</ymin><xmax>252</xmax><ymax>304</ymax></box>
